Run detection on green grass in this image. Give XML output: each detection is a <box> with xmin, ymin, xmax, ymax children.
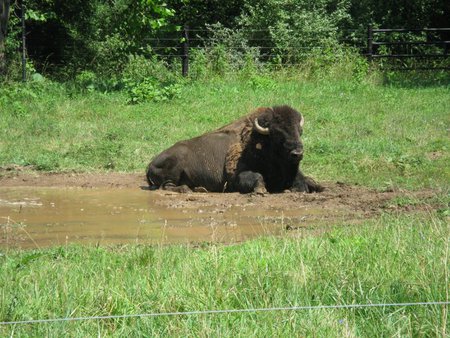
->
<box><xmin>1</xmin><ymin>72</ymin><xmax>449</xmax><ymax>189</ymax></box>
<box><xmin>0</xmin><ymin>213</ymin><xmax>448</xmax><ymax>336</ymax></box>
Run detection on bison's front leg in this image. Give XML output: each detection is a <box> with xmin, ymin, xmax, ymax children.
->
<box><xmin>291</xmin><ymin>171</ymin><xmax>324</xmax><ymax>193</ymax></box>
<box><xmin>235</xmin><ymin>171</ymin><xmax>267</xmax><ymax>194</ymax></box>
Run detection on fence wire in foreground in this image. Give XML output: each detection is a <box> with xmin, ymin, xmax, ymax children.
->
<box><xmin>1</xmin><ymin>301</ymin><xmax>449</xmax><ymax>326</ymax></box>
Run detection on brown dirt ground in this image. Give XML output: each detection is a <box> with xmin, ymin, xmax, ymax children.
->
<box><xmin>1</xmin><ymin>168</ymin><xmax>446</xmax><ymax>248</ymax></box>
<box><xmin>0</xmin><ymin>168</ymin><xmax>443</xmax><ymax>217</ymax></box>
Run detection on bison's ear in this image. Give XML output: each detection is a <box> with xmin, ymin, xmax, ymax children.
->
<box><xmin>253</xmin><ymin>107</ymin><xmax>273</xmax><ymax>135</ymax></box>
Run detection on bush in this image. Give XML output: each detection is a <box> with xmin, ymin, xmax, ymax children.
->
<box><xmin>237</xmin><ymin>0</ymin><xmax>351</xmax><ymax>63</ymax></box>
<box><xmin>124</xmin><ymin>78</ymin><xmax>182</xmax><ymax>104</ymax></box>
<box><xmin>74</xmin><ymin>71</ymin><xmax>97</xmax><ymax>92</ymax></box>
<box><xmin>188</xmin><ymin>23</ymin><xmax>263</xmax><ymax>78</ymax></box>
<box><xmin>72</xmin><ymin>70</ymin><xmax>120</xmax><ymax>93</ymax></box>
<box><xmin>279</xmin><ymin>46</ymin><xmax>371</xmax><ymax>84</ymax></box>
<box><xmin>120</xmin><ymin>53</ymin><xmax>183</xmax><ymax>104</ymax></box>
<box><xmin>122</xmin><ymin>54</ymin><xmax>178</xmax><ymax>84</ymax></box>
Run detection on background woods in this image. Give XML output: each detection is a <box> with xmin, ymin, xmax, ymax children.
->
<box><xmin>0</xmin><ymin>0</ymin><xmax>448</xmax><ymax>83</ymax></box>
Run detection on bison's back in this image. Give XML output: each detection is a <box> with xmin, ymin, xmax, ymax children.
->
<box><xmin>147</xmin><ymin>131</ymin><xmax>236</xmax><ymax>192</ymax></box>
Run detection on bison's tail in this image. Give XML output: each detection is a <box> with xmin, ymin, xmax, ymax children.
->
<box><xmin>145</xmin><ymin>163</ymin><xmax>157</xmax><ymax>187</ymax></box>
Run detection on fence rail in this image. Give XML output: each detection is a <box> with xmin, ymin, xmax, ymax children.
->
<box><xmin>371</xmin><ymin>28</ymin><xmax>450</xmax><ymax>33</ymax></box>
<box><xmin>371</xmin><ymin>54</ymin><xmax>448</xmax><ymax>58</ymax></box>
<box><xmin>367</xmin><ymin>26</ymin><xmax>450</xmax><ymax>70</ymax></box>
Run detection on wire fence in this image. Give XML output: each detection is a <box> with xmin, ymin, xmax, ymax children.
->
<box><xmin>138</xmin><ymin>26</ymin><xmax>450</xmax><ymax>75</ymax></box>
<box><xmin>14</xmin><ymin>19</ymin><xmax>450</xmax><ymax>81</ymax></box>
<box><xmin>1</xmin><ymin>301</ymin><xmax>449</xmax><ymax>326</ymax></box>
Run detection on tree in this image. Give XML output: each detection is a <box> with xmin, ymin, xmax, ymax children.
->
<box><xmin>0</xmin><ymin>0</ymin><xmax>10</xmax><ymax>75</ymax></box>
<box><xmin>20</xmin><ymin>0</ymin><xmax>175</xmax><ymax>77</ymax></box>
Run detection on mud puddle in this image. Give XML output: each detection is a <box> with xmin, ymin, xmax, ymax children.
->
<box><xmin>0</xmin><ymin>172</ymin><xmax>441</xmax><ymax>249</ymax></box>
<box><xmin>0</xmin><ymin>187</ymin><xmax>342</xmax><ymax>249</ymax></box>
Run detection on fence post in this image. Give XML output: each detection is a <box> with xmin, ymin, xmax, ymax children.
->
<box><xmin>367</xmin><ymin>24</ymin><xmax>373</xmax><ymax>60</ymax></box>
<box><xmin>21</xmin><ymin>0</ymin><xmax>26</xmax><ymax>82</ymax></box>
<box><xmin>181</xmin><ymin>25</ymin><xmax>189</xmax><ymax>77</ymax></box>
<box><xmin>0</xmin><ymin>0</ymin><xmax>11</xmax><ymax>77</ymax></box>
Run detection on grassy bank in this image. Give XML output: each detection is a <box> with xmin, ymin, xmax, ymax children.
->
<box><xmin>0</xmin><ymin>212</ymin><xmax>448</xmax><ymax>336</ymax></box>
<box><xmin>1</xmin><ymin>72</ymin><xmax>449</xmax><ymax>190</ymax></box>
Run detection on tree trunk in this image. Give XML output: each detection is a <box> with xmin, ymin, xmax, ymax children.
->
<box><xmin>0</xmin><ymin>0</ymin><xmax>11</xmax><ymax>76</ymax></box>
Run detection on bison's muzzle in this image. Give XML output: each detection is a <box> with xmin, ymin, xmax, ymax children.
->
<box><xmin>290</xmin><ymin>148</ymin><xmax>304</xmax><ymax>161</ymax></box>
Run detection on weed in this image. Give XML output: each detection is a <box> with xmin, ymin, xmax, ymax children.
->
<box><xmin>125</xmin><ymin>78</ymin><xmax>182</xmax><ymax>104</ymax></box>
<box><xmin>249</xmin><ymin>75</ymin><xmax>277</xmax><ymax>90</ymax></box>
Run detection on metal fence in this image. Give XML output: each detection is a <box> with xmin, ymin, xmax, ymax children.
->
<box><xmin>367</xmin><ymin>27</ymin><xmax>450</xmax><ymax>70</ymax></box>
<box><xmin>146</xmin><ymin>26</ymin><xmax>367</xmax><ymax>76</ymax></box>
<box><xmin>144</xmin><ymin>26</ymin><xmax>450</xmax><ymax>76</ymax></box>
<box><xmin>17</xmin><ymin>21</ymin><xmax>450</xmax><ymax>80</ymax></box>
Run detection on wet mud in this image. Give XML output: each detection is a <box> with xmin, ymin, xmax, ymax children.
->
<box><xmin>0</xmin><ymin>171</ymin><xmax>441</xmax><ymax>249</ymax></box>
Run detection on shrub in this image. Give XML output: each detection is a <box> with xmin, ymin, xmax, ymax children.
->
<box><xmin>237</xmin><ymin>0</ymin><xmax>352</xmax><ymax>63</ymax></box>
<box><xmin>124</xmin><ymin>78</ymin><xmax>182</xmax><ymax>104</ymax></box>
<box><xmin>122</xmin><ymin>54</ymin><xmax>178</xmax><ymax>84</ymax></box>
<box><xmin>74</xmin><ymin>71</ymin><xmax>97</xmax><ymax>92</ymax></box>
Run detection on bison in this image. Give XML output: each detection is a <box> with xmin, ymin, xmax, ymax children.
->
<box><xmin>146</xmin><ymin>105</ymin><xmax>323</xmax><ymax>194</ymax></box>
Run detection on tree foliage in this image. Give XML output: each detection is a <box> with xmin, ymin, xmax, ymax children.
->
<box><xmin>0</xmin><ymin>0</ymin><xmax>448</xmax><ymax>81</ymax></box>
<box><xmin>3</xmin><ymin>0</ymin><xmax>174</xmax><ymax>79</ymax></box>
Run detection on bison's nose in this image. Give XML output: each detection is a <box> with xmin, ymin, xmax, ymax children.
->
<box><xmin>290</xmin><ymin>149</ymin><xmax>304</xmax><ymax>160</ymax></box>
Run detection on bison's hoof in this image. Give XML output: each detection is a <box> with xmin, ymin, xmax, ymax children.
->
<box><xmin>253</xmin><ymin>187</ymin><xmax>267</xmax><ymax>196</ymax></box>
<box><xmin>194</xmin><ymin>186</ymin><xmax>208</xmax><ymax>193</ymax></box>
<box><xmin>162</xmin><ymin>184</ymin><xmax>192</xmax><ymax>193</ymax></box>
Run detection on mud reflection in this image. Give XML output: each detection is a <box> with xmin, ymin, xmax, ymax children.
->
<box><xmin>0</xmin><ymin>187</ymin><xmax>333</xmax><ymax>249</ymax></box>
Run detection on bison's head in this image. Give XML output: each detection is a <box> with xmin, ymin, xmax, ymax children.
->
<box><xmin>253</xmin><ymin>105</ymin><xmax>305</xmax><ymax>162</ymax></box>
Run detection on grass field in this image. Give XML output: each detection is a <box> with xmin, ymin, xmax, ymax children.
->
<box><xmin>1</xmin><ymin>70</ymin><xmax>449</xmax><ymax>336</ymax></box>
<box><xmin>0</xmin><ymin>71</ymin><xmax>449</xmax><ymax>189</ymax></box>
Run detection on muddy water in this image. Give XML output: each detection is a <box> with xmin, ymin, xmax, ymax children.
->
<box><xmin>0</xmin><ymin>187</ymin><xmax>332</xmax><ymax>249</ymax></box>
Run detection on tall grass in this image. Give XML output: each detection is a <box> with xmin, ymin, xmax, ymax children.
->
<box><xmin>0</xmin><ymin>212</ymin><xmax>448</xmax><ymax>336</ymax></box>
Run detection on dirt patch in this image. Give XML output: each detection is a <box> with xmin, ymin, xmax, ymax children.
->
<box><xmin>1</xmin><ymin>170</ymin><xmax>444</xmax><ymax>249</ymax></box>
<box><xmin>426</xmin><ymin>151</ymin><xmax>445</xmax><ymax>161</ymax></box>
<box><xmin>0</xmin><ymin>168</ymin><xmax>147</xmax><ymax>189</ymax></box>
<box><xmin>0</xmin><ymin>170</ymin><xmax>441</xmax><ymax>215</ymax></box>
<box><xmin>152</xmin><ymin>182</ymin><xmax>440</xmax><ymax>218</ymax></box>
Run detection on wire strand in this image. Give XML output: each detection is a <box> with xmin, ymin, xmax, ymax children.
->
<box><xmin>1</xmin><ymin>301</ymin><xmax>449</xmax><ymax>326</ymax></box>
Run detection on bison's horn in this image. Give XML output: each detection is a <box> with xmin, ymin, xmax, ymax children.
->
<box><xmin>300</xmin><ymin>115</ymin><xmax>304</xmax><ymax>128</ymax></box>
<box><xmin>254</xmin><ymin>118</ymin><xmax>270</xmax><ymax>135</ymax></box>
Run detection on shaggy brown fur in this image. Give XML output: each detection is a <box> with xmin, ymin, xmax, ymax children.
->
<box><xmin>223</xmin><ymin>107</ymin><xmax>271</xmax><ymax>178</ymax></box>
